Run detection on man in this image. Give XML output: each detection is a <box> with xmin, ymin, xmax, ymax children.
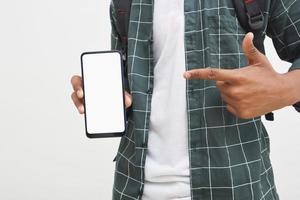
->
<box><xmin>71</xmin><ymin>0</ymin><xmax>300</xmax><ymax>199</ymax></box>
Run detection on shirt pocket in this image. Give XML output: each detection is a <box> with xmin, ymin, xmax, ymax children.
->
<box><xmin>206</xmin><ymin>14</ymin><xmax>248</xmax><ymax>69</ymax></box>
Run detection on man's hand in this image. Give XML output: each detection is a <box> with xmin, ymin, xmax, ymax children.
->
<box><xmin>70</xmin><ymin>75</ymin><xmax>133</xmax><ymax>114</ymax></box>
<box><xmin>183</xmin><ymin>32</ymin><xmax>300</xmax><ymax>119</ymax></box>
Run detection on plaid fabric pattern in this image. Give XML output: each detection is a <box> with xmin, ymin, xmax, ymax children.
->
<box><xmin>109</xmin><ymin>0</ymin><xmax>300</xmax><ymax>199</ymax></box>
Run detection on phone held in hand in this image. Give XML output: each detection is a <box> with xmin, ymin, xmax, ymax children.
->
<box><xmin>80</xmin><ymin>50</ymin><xmax>126</xmax><ymax>138</ymax></box>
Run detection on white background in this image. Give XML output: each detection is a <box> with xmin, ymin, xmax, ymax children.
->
<box><xmin>0</xmin><ymin>0</ymin><xmax>299</xmax><ymax>199</ymax></box>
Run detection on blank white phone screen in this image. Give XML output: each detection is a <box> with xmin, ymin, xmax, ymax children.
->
<box><xmin>82</xmin><ymin>52</ymin><xmax>125</xmax><ymax>135</ymax></box>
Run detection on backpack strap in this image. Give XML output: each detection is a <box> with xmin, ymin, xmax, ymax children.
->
<box><xmin>112</xmin><ymin>0</ymin><xmax>132</xmax><ymax>97</ymax></box>
<box><xmin>236</xmin><ymin>0</ymin><xmax>265</xmax><ymax>31</ymax></box>
<box><xmin>112</xmin><ymin>0</ymin><xmax>132</xmax><ymax>52</ymax></box>
<box><xmin>233</xmin><ymin>0</ymin><xmax>266</xmax><ymax>53</ymax></box>
<box><xmin>294</xmin><ymin>102</ymin><xmax>300</xmax><ymax>112</ymax></box>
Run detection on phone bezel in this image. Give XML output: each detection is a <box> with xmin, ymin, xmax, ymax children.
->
<box><xmin>80</xmin><ymin>50</ymin><xmax>127</xmax><ymax>138</ymax></box>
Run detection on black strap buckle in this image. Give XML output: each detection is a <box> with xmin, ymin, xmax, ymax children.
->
<box><xmin>293</xmin><ymin>102</ymin><xmax>300</xmax><ymax>112</ymax></box>
<box><xmin>243</xmin><ymin>0</ymin><xmax>265</xmax><ymax>30</ymax></box>
<box><xmin>247</xmin><ymin>11</ymin><xmax>264</xmax><ymax>30</ymax></box>
<box><xmin>265</xmin><ymin>112</ymin><xmax>274</xmax><ymax>121</ymax></box>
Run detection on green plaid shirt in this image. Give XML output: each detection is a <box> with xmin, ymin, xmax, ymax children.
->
<box><xmin>109</xmin><ymin>0</ymin><xmax>300</xmax><ymax>199</ymax></box>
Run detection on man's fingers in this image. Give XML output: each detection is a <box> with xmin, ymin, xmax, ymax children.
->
<box><xmin>219</xmin><ymin>89</ymin><xmax>239</xmax><ymax>117</ymax></box>
<box><xmin>71</xmin><ymin>75</ymin><xmax>84</xmax><ymax>99</ymax></box>
<box><xmin>71</xmin><ymin>75</ymin><xmax>82</xmax><ymax>90</ymax></box>
<box><xmin>216</xmin><ymin>80</ymin><xmax>230</xmax><ymax>91</ymax></box>
<box><xmin>71</xmin><ymin>92</ymin><xmax>84</xmax><ymax>114</ymax></box>
<box><xmin>220</xmin><ymin>92</ymin><xmax>235</xmax><ymax>105</ymax></box>
<box><xmin>184</xmin><ymin>67</ymin><xmax>239</xmax><ymax>82</ymax></box>
<box><xmin>226</xmin><ymin>104</ymin><xmax>238</xmax><ymax>116</ymax></box>
<box><xmin>242</xmin><ymin>32</ymin><xmax>264</xmax><ymax>65</ymax></box>
<box><xmin>124</xmin><ymin>91</ymin><xmax>133</xmax><ymax>109</ymax></box>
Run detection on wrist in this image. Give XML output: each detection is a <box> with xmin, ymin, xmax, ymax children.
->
<box><xmin>280</xmin><ymin>70</ymin><xmax>300</xmax><ymax>105</ymax></box>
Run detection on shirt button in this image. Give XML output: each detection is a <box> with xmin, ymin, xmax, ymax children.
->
<box><xmin>147</xmin><ymin>88</ymin><xmax>153</xmax><ymax>94</ymax></box>
<box><xmin>141</xmin><ymin>141</ymin><xmax>147</xmax><ymax>148</ymax></box>
<box><xmin>139</xmin><ymin>187</ymin><xmax>144</xmax><ymax>196</ymax></box>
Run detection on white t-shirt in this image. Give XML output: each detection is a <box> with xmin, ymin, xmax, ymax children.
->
<box><xmin>142</xmin><ymin>0</ymin><xmax>191</xmax><ymax>199</ymax></box>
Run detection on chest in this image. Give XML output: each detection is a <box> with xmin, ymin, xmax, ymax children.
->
<box><xmin>128</xmin><ymin>0</ymin><xmax>249</xmax><ymax>72</ymax></box>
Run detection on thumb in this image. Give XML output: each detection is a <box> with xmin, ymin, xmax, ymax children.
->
<box><xmin>242</xmin><ymin>32</ymin><xmax>264</xmax><ymax>65</ymax></box>
<box><xmin>124</xmin><ymin>91</ymin><xmax>133</xmax><ymax>109</ymax></box>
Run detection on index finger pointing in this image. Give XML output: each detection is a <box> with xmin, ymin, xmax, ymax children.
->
<box><xmin>183</xmin><ymin>67</ymin><xmax>238</xmax><ymax>82</ymax></box>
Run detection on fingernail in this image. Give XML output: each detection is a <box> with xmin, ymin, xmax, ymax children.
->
<box><xmin>248</xmin><ymin>32</ymin><xmax>254</xmax><ymax>40</ymax></box>
<box><xmin>78</xmin><ymin>105</ymin><xmax>84</xmax><ymax>113</ymax></box>
<box><xmin>77</xmin><ymin>89</ymin><xmax>83</xmax><ymax>98</ymax></box>
<box><xmin>125</xmin><ymin>97</ymin><xmax>132</xmax><ymax>107</ymax></box>
<box><xmin>184</xmin><ymin>72</ymin><xmax>191</xmax><ymax>79</ymax></box>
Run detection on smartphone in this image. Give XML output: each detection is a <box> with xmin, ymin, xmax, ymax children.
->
<box><xmin>80</xmin><ymin>50</ymin><xmax>126</xmax><ymax>138</ymax></box>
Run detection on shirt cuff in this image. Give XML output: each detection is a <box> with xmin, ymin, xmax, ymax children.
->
<box><xmin>288</xmin><ymin>57</ymin><xmax>300</xmax><ymax>112</ymax></box>
<box><xmin>288</xmin><ymin>57</ymin><xmax>300</xmax><ymax>72</ymax></box>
